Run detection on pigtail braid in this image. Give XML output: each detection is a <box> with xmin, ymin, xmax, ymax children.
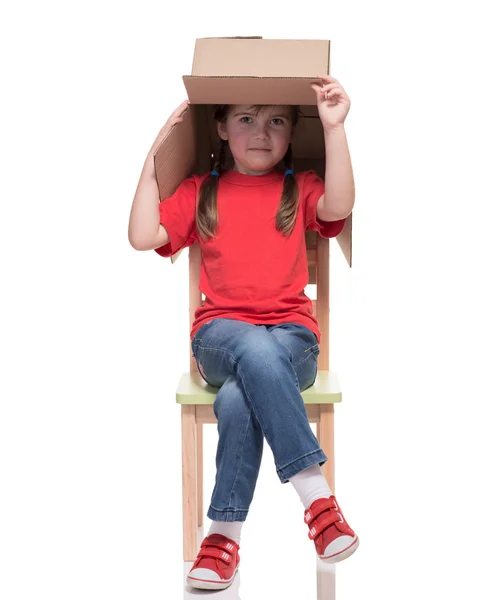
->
<box><xmin>275</xmin><ymin>143</ymin><xmax>299</xmax><ymax>237</ymax></box>
<box><xmin>196</xmin><ymin>139</ymin><xmax>227</xmax><ymax>241</ymax></box>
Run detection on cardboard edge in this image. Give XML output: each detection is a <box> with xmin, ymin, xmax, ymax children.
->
<box><xmin>335</xmin><ymin>212</ymin><xmax>352</xmax><ymax>267</ymax></box>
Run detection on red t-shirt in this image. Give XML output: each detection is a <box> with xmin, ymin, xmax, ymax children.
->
<box><xmin>154</xmin><ymin>168</ymin><xmax>346</xmax><ymax>343</ymax></box>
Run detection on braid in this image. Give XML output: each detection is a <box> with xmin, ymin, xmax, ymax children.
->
<box><xmin>215</xmin><ymin>139</ymin><xmax>227</xmax><ymax>174</ymax></box>
<box><xmin>276</xmin><ymin>142</ymin><xmax>298</xmax><ymax>237</ymax></box>
<box><xmin>197</xmin><ymin>140</ymin><xmax>227</xmax><ymax>242</ymax></box>
<box><xmin>283</xmin><ymin>143</ymin><xmax>294</xmax><ymax>172</ymax></box>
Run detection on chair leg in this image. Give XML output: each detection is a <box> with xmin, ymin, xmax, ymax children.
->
<box><xmin>318</xmin><ymin>404</ymin><xmax>335</xmax><ymax>493</ymax></box>
<box><xmin>181</xmin><ymin>405</ymin><xmax>198</xmax><ymax>561</ymax></box>
<box><xmin>197</xmin><ymin>422</ymin><xmax>204</xmax><ymax>527</ymax></box>
<box><xmin>316</xmin><ymin>406</ymin><xmax>337</xmax><ymax>597</ymax></box>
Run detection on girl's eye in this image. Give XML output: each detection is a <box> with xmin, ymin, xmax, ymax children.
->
<box><xmin>238</xmin><ymin>117</ymin><xmax>285</xmax><ymax>125</ymax></box>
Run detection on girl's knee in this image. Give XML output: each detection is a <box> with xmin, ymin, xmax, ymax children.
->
<box><xmin>214</xmin><ymin>378</ymin><xmax>250</xmax><ymax>420</ymax></box>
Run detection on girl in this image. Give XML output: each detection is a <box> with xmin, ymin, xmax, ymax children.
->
<box><xmin>128</xmin><ymin>75</ymin><xmax>358</xmax><ymax>591</ymax></box>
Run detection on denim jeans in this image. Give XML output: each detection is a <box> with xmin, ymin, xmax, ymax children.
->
<box><xmin>191</xmin><ymin>317</ymin><xmax>328</xmax><ymax>522</ymax></box>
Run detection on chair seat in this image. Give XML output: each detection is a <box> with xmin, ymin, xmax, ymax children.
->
<box><xmin>176</xmin><ymin>371</ymin><xmax>342</xmax><ymax>405</ymax></box>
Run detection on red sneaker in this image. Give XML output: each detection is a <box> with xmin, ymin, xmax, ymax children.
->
<box><xmin>304</xmin><ymin>495</ymin><xmax>359</xmax><ymax>563</ymax></box>
<box><xmin>186</xmin><ymin>533</ymin><xmax>240</xmax><ymax>590</ymax></box>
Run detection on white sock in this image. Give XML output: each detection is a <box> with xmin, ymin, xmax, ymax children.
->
<box><xmin>289</xmin><ymin>464</ymin><xmax>333</xmax><ymax>509</ymax></box>
<box><xmin>208</xmin><ymin>520</ymin><xmax>244</xmax><ymax>545</ymax></box>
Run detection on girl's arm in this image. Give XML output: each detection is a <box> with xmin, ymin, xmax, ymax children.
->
<box><xmin>323</xmin><ymin>125</ymin><xmax>355</xmax><ymax>220</ymax></box>
<box><xmin>311</xmin><ymin>76</ymin><xmax>355</xmax><ymax>219</ymax></box>
<box><xmin>128</xmin><ymin>154</ymin><xmax>169</xmax><ymax>251</ymax></box>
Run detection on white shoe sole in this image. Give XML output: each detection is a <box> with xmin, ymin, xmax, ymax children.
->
<box><xmin>319</xmin><ymin>536</ymin><xmax>360</xmax><ymax>563</ymax></box>
<box><xmin>187</xmin><ymin>565</ymin><xmax>239</xmax><ymax>590</ymax></box>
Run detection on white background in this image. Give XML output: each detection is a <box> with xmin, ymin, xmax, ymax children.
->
<box><xmin>1</xmin><ymin>1</ymin><xmax>503</xmax><ymax>598</ymax></box>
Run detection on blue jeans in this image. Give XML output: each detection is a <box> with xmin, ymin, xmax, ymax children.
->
<box><xmin>191</xmin><ymin>317</ymin><xmax>328</xmax><ymax>522</ymax></box>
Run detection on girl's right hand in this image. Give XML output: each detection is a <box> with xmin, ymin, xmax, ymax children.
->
<box><xmin>147</xmin><ymin>99</ymin><xmax>190</xmax><ymax>158</ymax></box>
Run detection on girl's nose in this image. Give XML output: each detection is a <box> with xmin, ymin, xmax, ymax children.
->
<box><xmin>254</xmin><ymin>125</ymin><xmax>269</xmax><ymax>138</ymax></box>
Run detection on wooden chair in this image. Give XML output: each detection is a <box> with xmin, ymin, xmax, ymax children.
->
<box><xmin>176</xmin><ymin>224</ymin><xmax>352</xmax><ymax>561</ymax></box>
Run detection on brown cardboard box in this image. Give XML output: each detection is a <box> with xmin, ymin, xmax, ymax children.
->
<box><xmin>153</xmin><ymin>36</ymin><xmax>352</xmax><ymax>266</ymax></box>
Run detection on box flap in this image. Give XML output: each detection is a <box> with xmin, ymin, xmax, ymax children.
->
<box><xmin>184</xmin><ymin>76</ymin><xmax>324</xmax><ymax>106</ymax></box>
<box><xmin>153</xmin><ymin>108</ymin><xmax>196</xmax><ymax>203</ymax></box>
<box><xmin>337</xmin><ymin>214</ymin><xmax>352</xmax><ymax>267</ymax></box>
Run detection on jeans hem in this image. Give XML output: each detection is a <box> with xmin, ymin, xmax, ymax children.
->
<box><xmin>207</xmin><ymin>506</ymin><xmax>249</xmax><ymax>522</ymax></box>
<box><xmin>277</xmin><ymin>449</ymin><xmax>328</xmax><ymax>483</ymax></box>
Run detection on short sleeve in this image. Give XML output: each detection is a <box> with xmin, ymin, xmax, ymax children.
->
<box><xmin>302</xmin><ymin>170</ymin><xmax>346</xmax><ymax>238</ymax></box>
<box><xmin>154</xmin><ymin>176</ymin><xmax>197</xmax><ymax>258</ymax></box>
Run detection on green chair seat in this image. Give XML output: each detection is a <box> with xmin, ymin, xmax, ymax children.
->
<box><xmin>176</xmin><ymin>371</ymin><xmax>342</xmax><ymax>405</ymax></box>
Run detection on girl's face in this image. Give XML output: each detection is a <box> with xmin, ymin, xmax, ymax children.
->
<box><xmin>217</xmin><ymin>105</ymin><xmax>294</xmax><ymax>175</ymax></box>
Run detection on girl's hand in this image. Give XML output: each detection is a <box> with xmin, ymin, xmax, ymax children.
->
<box><xmin>148</xmin><ymin>99</ymin><xmax>190</xmax><ymax>157</ymax></box>
<box><xmin>310</xmin><ymin>75</ymin><xmax>351</xmax><ymax>131</ymax></box>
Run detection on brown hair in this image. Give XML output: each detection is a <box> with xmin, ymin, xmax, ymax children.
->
<box><xmin>196</xmin><ymin>104</ymin><xmax>302</xmax><ymax>242</ymax></box>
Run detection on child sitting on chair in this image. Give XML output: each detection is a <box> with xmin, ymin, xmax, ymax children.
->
<box><xmin>129</xmin><ymin>75</ymin><xmax>359</xmax><ymax>591</ymax></box>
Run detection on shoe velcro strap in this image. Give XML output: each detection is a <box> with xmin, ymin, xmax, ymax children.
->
<box><xmin>202</xmin><ymin>538</ymin><xmax>238</xmax><ymax>555</ymax></box>
<box><xmin>308</xmin><ymin>510</ymin><xmax>344</xmax><ymax>540</ymax></box>
<box><xmin>304</xmin><ymin>498</ymin><xmax>338</xmax><ymax>526</ymax></box>
<box><xmin>197</xmin><ymin>546</ymin><xmax>233</xmax><ymax>564</ymax></box>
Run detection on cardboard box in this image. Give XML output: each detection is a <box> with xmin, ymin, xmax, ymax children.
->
<box><xmin>153</xmin><ymin>36</ymin><xmax>352</xmax><ymax>266</ymax></box>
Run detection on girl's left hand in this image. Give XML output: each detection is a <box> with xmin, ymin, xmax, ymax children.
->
<box><xmin>311</xmin><ymin>75</ymin><xmax>351</xmax><ymax>131</ymax></box>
